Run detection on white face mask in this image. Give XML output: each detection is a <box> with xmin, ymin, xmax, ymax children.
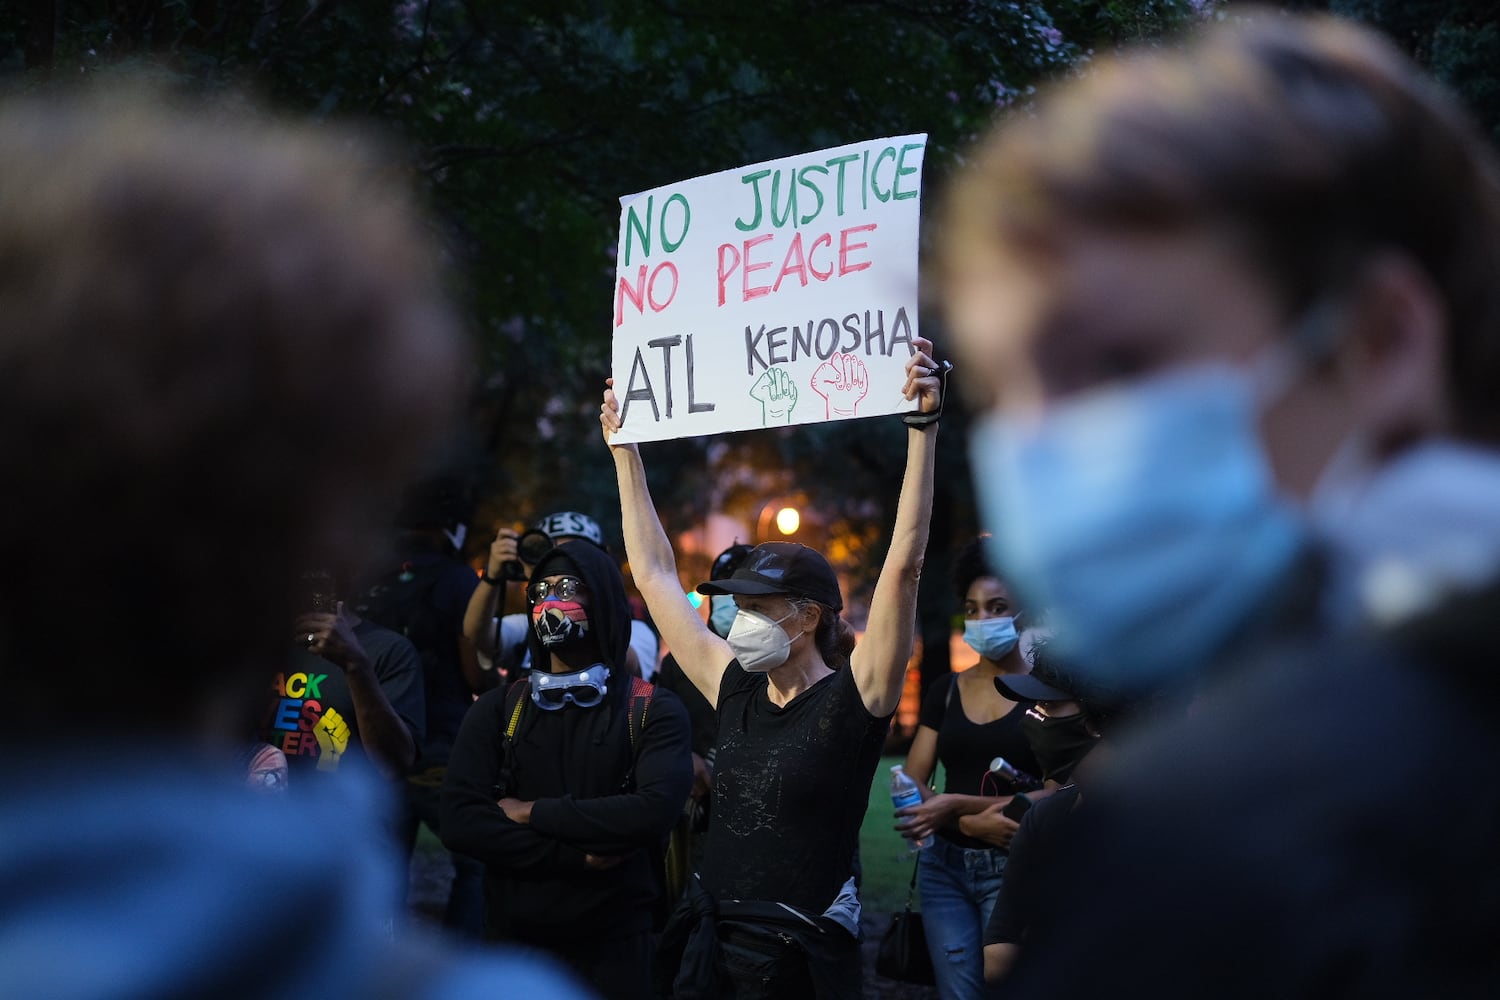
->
<box><xmin>726</xmin><ymin>607</ymin><xmax>803</xmax><ymax>673</ymax></box>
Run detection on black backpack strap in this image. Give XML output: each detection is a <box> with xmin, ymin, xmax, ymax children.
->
<box><xmin>496</xmin><ymin>676</ymin><xmax>530</xmax><ymax>795</ymax></box>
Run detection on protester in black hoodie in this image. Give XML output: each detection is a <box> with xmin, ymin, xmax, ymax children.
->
<box><xmin>442</xmin><ymin>540</ymin><xmax>692</xmax><ymax>999</ymax></box>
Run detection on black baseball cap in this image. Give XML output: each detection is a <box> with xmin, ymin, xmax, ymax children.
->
<box><xmin>710</xmin><ymin>543</ymin><xmax>755</xmax><ymax>582</ymax></box>
<box><xmin>995</xmin><ymin>672</ymin><xmax>1073</xmax><ymax>703</ymax></box>
<box><xmin>696</xmin><ymin>541</ymin><xmax>843</xmax><ymax>611</ymax></box>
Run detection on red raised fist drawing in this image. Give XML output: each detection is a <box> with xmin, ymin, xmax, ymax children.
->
<box><xmin>811</xmin><ymin>353</ymin><xmax>869</xmax><ymax>419</ymax></box>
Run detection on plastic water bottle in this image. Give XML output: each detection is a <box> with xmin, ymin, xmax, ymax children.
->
<box><xmin>890</xmin><ymin>765</ymin><xmax>931</xmax><ymax>851</ymax></box>
<box><xmin>988</xmin><ymin>756</ymin><xmax>1043</xmax><ymax>791</ymax></box>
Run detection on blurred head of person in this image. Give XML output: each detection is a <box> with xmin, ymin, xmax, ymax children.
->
<box><xmin>0</xmin><ymin>88</ymin><xmax>467</xmax><ymax>745</ymax></box>
<box><xmin>394</xmin><ymin>476</ymin><xmax>475</xmax><ymax>556</ymax></box>
<box><xmin>938</xmin><ymin>12</ymin><xmax>1500</xmax><ymax>690</ymax></box>
<box><xmin>952</xmin><ymin>535</ymin><xmax>1027</xmax><ymax>671</ymax></box>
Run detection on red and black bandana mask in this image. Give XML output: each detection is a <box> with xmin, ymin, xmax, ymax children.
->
<box><xmin>532</xmin><ymin>600</ymin><xmax>590</xmax><ymax>648</ymax></box>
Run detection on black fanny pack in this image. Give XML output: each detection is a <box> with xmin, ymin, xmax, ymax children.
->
<box><xmin>657</xmin><ymin>877</ymin><xmax>854</xmax><ymax>999</ymax></box>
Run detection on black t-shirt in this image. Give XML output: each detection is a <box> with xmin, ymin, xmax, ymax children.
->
<box><xmin>984</xmin><ymin>783</ymin><xmax>1082</xmax><ymax>947</ymax></box>
<box><xmin>260</xmin><ymin>620</ymin><xmax>426</xmax><ymax>782</ymax></box>
<box><xmin>918</xmin><ymin>673</ymin><xmax>1040</xmax><ymax>849</ymax></box>
<box><xmin>699</xmin><ymin>661</ymin><xmax>891</xmax><ymax>913</ymax></box>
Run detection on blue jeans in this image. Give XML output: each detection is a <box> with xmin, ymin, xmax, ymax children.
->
<box><xmin>918</xmin><ymin>836</ymin><xmax>1007</xmax><ymax>1000</ymax></box>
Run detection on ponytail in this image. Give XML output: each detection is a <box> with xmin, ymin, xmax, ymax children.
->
<box><xmin>794</xmin><ymin>597</ymin><xmax>854</xmax><ymax>670</ymax></box>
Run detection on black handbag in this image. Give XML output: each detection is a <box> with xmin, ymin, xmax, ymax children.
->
<box><xmin>875</xmin><ymin>857</ymin><xmax>935</xmax><ymax>984</ymax></box>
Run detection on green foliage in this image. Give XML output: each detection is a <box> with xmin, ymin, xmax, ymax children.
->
<box><xmin>1289</xmin><ymin>0</ymin><xmax>1500</xmax><ymax>141</ymax></box>
<box><xmin>4</xmin><ymin>0</ymin><xmax>1205</xmax><ymax>595</ymax></box>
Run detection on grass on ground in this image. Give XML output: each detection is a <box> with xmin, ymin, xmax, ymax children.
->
<box><xmin>858</xmin><ymin>754</ymin><xmax>941</xmax><ymax>914</ymax></box>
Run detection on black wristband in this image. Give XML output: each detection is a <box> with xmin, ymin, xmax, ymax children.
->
<box><xmin>903</xmin><ymin>359</ymin><xmax>953</xmax><ymax>429</ymax></box>
<box><xmin>479</xmin><ymin>572</ymin><xmax>504</xmax><ymax>585</ymax></box>
<box><xmin>903</xmin><ymin>411</ymin><xmax>941</xmax><ymax>429</ymax></box>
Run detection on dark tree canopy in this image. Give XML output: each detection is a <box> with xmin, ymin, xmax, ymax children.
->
<box><xmin>5</xmin><ymin>0</ymin><xmax>1493</xmax><ymax>685</ymax></box>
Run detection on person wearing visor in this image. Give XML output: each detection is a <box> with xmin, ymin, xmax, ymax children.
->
<box><xmin>895</xmin><ymin>537</ymin><xmax>1043</xmax><ymax>1000</ymax></box>
<box><xmin>0</xmin><ymin>90</ymin><xmax>587</xmax><ymax>999</ymax></box>
<box><xmin>601</xmin><ymin>343</ymin><xmax>943</xmax><ymax>999</ymax></box>
<box><xmin>991</xmin><ymin>657</ymin><xmax>1100</xmax><ymax>792</ymax></box>
<box><xmin>441</xmin><ymin>539</ymin><xmax>692</xmax><ymax>999</ymax></box>
<box><xmin>937</xmin><ymin>11</ymin><xmax>1500</xmax><ymax>998</ymax></box>
<box><xmin>465</xmin><ymin>510</ymin><xmax>660</xmax><ymax>683</ymax></box>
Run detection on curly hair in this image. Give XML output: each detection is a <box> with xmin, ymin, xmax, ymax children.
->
<box><xmin>950</xmin><ymin>534</ymin><xmax>1001</xmax><ymax>604</ymax></box>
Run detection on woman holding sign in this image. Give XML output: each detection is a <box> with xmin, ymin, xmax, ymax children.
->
<box><xmin>601</xmin><ymin>338</ymin><xmax>943</xmax><ymax>999</ymax></box>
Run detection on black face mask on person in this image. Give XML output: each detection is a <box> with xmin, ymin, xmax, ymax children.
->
<box><xmin>1023</xmin><ymin>708</ymin><xmax>1100</xmax><ymax>784</ymax></box>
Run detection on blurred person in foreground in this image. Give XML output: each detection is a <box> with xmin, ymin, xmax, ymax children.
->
<box><xmin>0</xmin><ymin>89</ymin><xmax>586</xmax><ymax>999</ymax></box>
<box><xmin>938</xmin><ymin>9</ymin><xmax>1500</xmax><ymax>997</ymax></box>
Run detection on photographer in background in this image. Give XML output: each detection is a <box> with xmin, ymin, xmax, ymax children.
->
<box><xmin>465</xmin><ymin>510</ymin><xmax>659</xmax><ymax>683</ymax></box>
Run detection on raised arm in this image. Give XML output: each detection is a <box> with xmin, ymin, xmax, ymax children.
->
<box><xmin>602</xmin><ymin>380</ymin><xmax>735</xmax><ymax>707</ymax></box>
<box><xmin>849</xmin><ymin>340</ymin><xmax>942</xmax><ymax>717</ymax></box>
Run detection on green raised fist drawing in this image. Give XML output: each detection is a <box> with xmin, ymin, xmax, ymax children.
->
<box><xmin>750</xmin><ymin>366</ymin><xmax>799</xmax><ymax>426</ymax></box>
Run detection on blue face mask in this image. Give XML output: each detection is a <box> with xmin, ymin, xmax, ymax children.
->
<box><xmin>963</xmin><ymin>616</ymin><xmax>1019</xmax><ymax>661</ymax></box>
<box><xmin>969</xmin><ymin>364</ymin><xmax>1303</xmax><ymax>692</ymax></box>
<box><xmin>709</xmin><ymin>595</ymin><xmax>739</xmax><ymax>638</ymax></box>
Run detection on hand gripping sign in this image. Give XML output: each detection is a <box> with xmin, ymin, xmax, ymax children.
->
<box><xmin>608</xmin><ymin>135</ymin><xmax>927</xmax><ymax>444</ymax></box>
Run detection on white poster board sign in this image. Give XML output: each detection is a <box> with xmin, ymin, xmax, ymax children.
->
<box><xmin>609</xmin><ymin>134</ymin><xmax>927</xmax><ymax>444</ymax></box>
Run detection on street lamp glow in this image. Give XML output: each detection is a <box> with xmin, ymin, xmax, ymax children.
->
<box><xmin>775</xmin><ymin>506</ymin><xmax>800</xmax><ymax>536</ymax></box>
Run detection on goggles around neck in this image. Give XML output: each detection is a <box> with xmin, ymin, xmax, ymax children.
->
<box><xmin>530</xmin><ymin>663</ymin><xmax>610</xmax><ymax>711</ymax></box>
<box><xmin>528</xmin><ymin>576</ymin><xmax>587</xmax><ymax>603</ymax></box>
